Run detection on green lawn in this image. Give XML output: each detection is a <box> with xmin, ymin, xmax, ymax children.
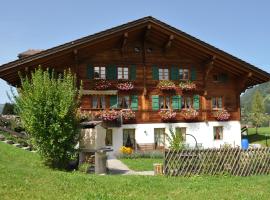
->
<box><xmin>247</xmin><ymin>127</ymin><xmax>270</xmax><ymax>147</ymax></box>
<box><xmin>0</xmin><ymin>142</ymin><xmax>270</xmax><ymax>200</ymax></box>
<box><xmin>120</xmin><ymin>158</ymin><xmax>163</xmax><ymax>171</ymax></box>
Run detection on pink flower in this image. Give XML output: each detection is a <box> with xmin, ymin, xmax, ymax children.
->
<box><xmin>117</xmin><ymin>82</ymin><xmax>134</xmax><ymax>91</ymax></box>
<box><xmin>213</xmin><ymin>110</ymin><xmax>230</xmax><ymax>121</ymax></box>
<box><xmin>159</xmin><ymin>110</ymin><xmax>177</xmax><ymax>121</ymax></box>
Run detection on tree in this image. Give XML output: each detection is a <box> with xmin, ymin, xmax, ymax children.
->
<box><xmin>14</xmin><ymin>68</ymin><xmax>81</xmax><ymax>169</ymax></box>
<box><xmin>249</xmin><ymin>90</ymin><xmax>268</xmax><ymax>134</ymax></box>
<box><xmin>2</xmin><ymin>103</ymin><xmax>15</xmax><ymax>115</ymax></box>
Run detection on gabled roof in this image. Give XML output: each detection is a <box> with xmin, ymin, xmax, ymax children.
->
<box><xmin>0</xmin><ymin>16</ymin><xmax>269</xmax><ymax>85</ymax></box>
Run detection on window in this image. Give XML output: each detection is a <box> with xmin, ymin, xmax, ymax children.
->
<box><xmin>94</xmin><ymin>66</ymin><xmax>106</xmax><ymax>79</ymax></box>
<box><xmin>118</xmin><ymin>67</ymin><xmax>129</xmax><ymax>79</ymax></box>
<box><xmin>105</xmin><ymin>129</ymin><xmax>113</xmax><ymax>146</ymax></box>
<box><xmin>154</xmin><ymin>128</ymin><xmax>165</xmax><ymax>149</ymax></box>
<box><xmin>181</xmin><ymin>96</ymin><xmax>193</xmax><ymax>109</ymax></box>
<box><xmin>179</xmin><ymin>69</ymin><xmax>189</xmax><ymax>80</ymax></box>
<box><xmin>118</xmin><ymin>96</ymin><xmax>130</xmax><ymax>109</ymax></box>
<box><xmin>175</xmin><ymin>127</ymin><xmax>186</xmax><ymax>142</ymax></box>
<box><xmin>123</xmin><ymin>129</ymin><xmax>135</xmax><ymax>148</ymax></box>
<box><xmin>212</xmin><ymin>97</ymin><xmax>223</xmax><ymax>110</ymax></box>
<box><xmin>92</xmin><ymin>95</ymin><xmax>106</xmax><ymax>109</ymax></box>
<box><xmin>159</xmin><ymin>68</ymin><xmax>169</xmax><ymax>80</ymax></box>
<box><xmin>159</xmin><ymin>96</ymin><xmax>171</xmax><ymax>109</ymax></box>
<box><xmin>214</xmin><ymin>126</ymin><xmax>223</xmax><ymax>140</ymax></box>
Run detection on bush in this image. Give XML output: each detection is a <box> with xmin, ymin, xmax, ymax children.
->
<box><xmin>78</xmin><ymin>163</ymin><xmax>90</xmax><ymax>173</ymax></box>
<box><xmin>14</xmin><ymin>68</ymin><xmax>81</xmax><ymax>169</ymax></box>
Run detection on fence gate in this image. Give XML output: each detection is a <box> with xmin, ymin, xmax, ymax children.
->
<box><xmin>164</xmin><ymin>148</ymin><xmax>270</xmax><ymax>176</ymax></box>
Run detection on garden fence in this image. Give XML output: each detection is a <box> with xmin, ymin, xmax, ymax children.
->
<box><xmin>164</xmin><ymin>148</ymin><xmax>270</xmax><ymax>176</ymax></box>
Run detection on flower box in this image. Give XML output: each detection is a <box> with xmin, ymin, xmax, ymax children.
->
<box><xmin>100</xmin><ymin>110</ymin><xmax>120</xmax><ymax>121</ymax></box>
<box><xmin>117</xmin><ymin>81</ymin><xmax>134</xmax><ymax>91</ymax></box>
<box><xmin>121</xmin><ymin>109</ymin><xmax>136</xmax><ymax>121</ymax></box>
<box><xmin>213</xmin><ymin>109</ymin><xmax>230</xmax><ymax>121</ymax></box>
<box><xmin>180</xmin><ymin>108</ymin><xmax>199</xmax><ymax>120</ymax></box>
<box><xmin>157</xmin><ymin>80</ymin><xmax>176</xmax><ymax>91</ymax></box>
<box><xmin>179</xmin><ymin>81</ymin><xmax>196</xmax><ymax>91</ymax></box>
<box><xmin>94</xmin><ymin>79</ymin><xmax>112</xmax><ymax>90</ymax></box>
<box><xmin>159</xmin><ymin>110</ymin><xmax>177</xmax><ymax>122</ymax></box>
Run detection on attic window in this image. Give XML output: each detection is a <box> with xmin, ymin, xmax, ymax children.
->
<box><xmin>134</xmin><ymin>47</ymin><xmax>140</xmax><ymax>53</ymax></box>
<box><xmin>147</xmin><ymin>48</ymin><xmax>153</xmax><ymax>53</ymax></box>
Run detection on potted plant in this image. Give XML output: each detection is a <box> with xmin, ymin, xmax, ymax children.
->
<box><xmin>180</xmin><ymin>108</ymin><xmax>199</xmax><ymax>120</ymax></box>
<box><xmin>179</xmin><ymin>81</ymin><xmax>196</xmax><ymax>91</ymax></box>
<box><xmin>159</xmin><ymin>110</ymin><xmax>177</xmax><ymax>122</ymax></box>
<box><xmin>157</xmin><ymin>80</ymin><xmax>176</xmax><ymax>91</ymax></box>
<box><xmin>117</xmin><ymin>81</ymin><xmax>134</xmax><ymax>91</ymax></box>
<box><xmin>121</xmin><ymin>109</ymin><xmax>136</xmax><ymax>121</ymax></box>
<box><xmin>213</xmin><ymin>109</ymin><xmax>230</xmax><ymax>121</ymax></box>
<box><xmin>95</xmin><ymin>79</ymin><xmax>112</xmax><ymax>90</ymax></box>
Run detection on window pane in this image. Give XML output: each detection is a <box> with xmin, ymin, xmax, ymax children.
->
<box><xmin>100</xmin><ymin>67</ymin><xmax>106</xmax><ymax>79</ymax></box>
<box><xmin>154</xmin><ymin>128</ymin><xmax>165</xmax><ymax>149</ymax></box>
<box><xmin>218</xmin><ymin>97</ymin><xmax>222</xmax><ymax>108</ymax></box>
<box><xmin>159</xmin><ymin>96</ymin><xmax>164</xmax><ymax>109</ymax></box>
<box><xmin>101</xmin><ymin>96</ymin><xmax>106</xmax><ymax>108</ymax></box>
<box><xmin>94</xmin><ymin>67</ymin><xmax>100</xmax><ymax>78</ymax></box>
<box><xmin>166</xmin><ymin>96</ymin><xmax>170</xmax><ymax>109</ymax></box>
<box><xmin>92</xmin><ymin>96</ymin><xmax>98</xmax><ymax>108</ymax></box>
<box><xmin>123</xmin><ymin>129</ymin><xmax>135</xmax><ymax>148</ymax></box>
<box><xmin>212</xmin><ymin>97</ymin><xmax>217</xmax><ymax>109</ymax></box>
<box><xmin>105</xmin><ymin>129</ymin><xmax>113</xmax><ymax>146</ymax></box>
<box><xmin>214</xmin><ymin>126</ymin><xmax>223</xmax><ymax>140</ymax></box>
<box><xmin>159</xmin><ymin>69</ymin><xmax>163</xmax><ymax>80</ymax></box>
<box><xmin>179</xmin><ymin>69</ymin><xmax>183</xmax><ymax>79</ymax></box>
<box><xmin>187</xmin><ymin>97</ymin><xmax>192</xmax><ymax>108</ymax></box>
<box><xmin>176</xmin><ymin>127</ymin><xmax>186</xmax><ymax>141</ymax></box>
<box><xmin>119</xmin><ymin>96</ymin><xmax>129</xmax><ymax>108</ymax></box>
<box><xmin>183</xmin><ymin>69</ymin><xmax>189</xmax><ymax>80</ymax></box>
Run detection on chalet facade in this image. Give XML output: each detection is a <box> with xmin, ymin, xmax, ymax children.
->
<box><xmin>0</xmin><ymin>17</ymin><xmax>269</xmax><ymax>155</ymax></box>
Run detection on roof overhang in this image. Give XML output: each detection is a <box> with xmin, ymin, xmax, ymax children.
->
<box><xmin>0</xmin><ymin>16</ymin><xmax>269</xmax><ymax>87</ymax></box>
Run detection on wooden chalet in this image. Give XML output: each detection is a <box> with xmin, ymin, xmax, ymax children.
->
<box><xmin>0</xmin><ymin>16</ymin><xmax>269</xmax><ymax>154</ymax></box>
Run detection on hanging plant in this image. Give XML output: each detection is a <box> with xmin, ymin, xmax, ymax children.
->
<box><xmin>117</xmin><ymin>81</ymin><xmax>134</xmax><ymax>91</ymax></box>
<box><xmin>159</xmin><ymin>110</ymin><xmax>177</xmax><ymax>121</ymax></box>
<box><xmin>179</xmin><ymin>81</ymin><xmax>196</xmax><ymax>91</ymax></box>
<box><xmin>121</xmin><ymin>109</ymin><xmax>136</xmax><ymax>121</ymax></box>
<box><xmin>180</xmin><ymin>108</ymin><xmax>199</xmax><ymax>120</ymax></box>
<box><xmin>213</xmin><ymin>109</ymin><xmax>230</xmax><ymax>121</ymax></box>
<box><xmin>95</xmin><ymin>79</ymin><xmax>112</xmax><ymax>90</ymax></box>
<box><xmin>157</xmin><ymin>80</ymin><xmax>176</xmax><ymax>91</ymax></box>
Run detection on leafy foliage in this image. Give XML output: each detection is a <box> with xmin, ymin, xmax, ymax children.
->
<box><xmin>166</xmin><ymin>128</ymin><xmax>184</xmax><ymax>150</ymax></box>
<box><xmin>248</xmin><ymin>91</ymin><xmax>269</xmax><ymax>133</ymax></box>
<box><xmin>14</xmin><ymin>68</ymin><xmax>81</xmax><ymax>169</ymax></box>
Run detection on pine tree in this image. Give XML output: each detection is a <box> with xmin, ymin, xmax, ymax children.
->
<box><xmin>249</xmin><ymin>90</ymin><xmax>268</xmax><ymax>134</ymax></box>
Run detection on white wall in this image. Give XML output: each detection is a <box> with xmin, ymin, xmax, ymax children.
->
<box><xmin>107</xmin><ymin>121</ymin><xmax>241</xmax><ymax>156</ymax></box>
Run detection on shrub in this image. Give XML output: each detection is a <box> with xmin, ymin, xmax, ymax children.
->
<box><xmin>14</xmin><ymin>68</ymin><xmax>81</xmax><ymax>169</ymax></box>
<box><xmin>166</xmin><ymin>128</ymin><xmax>184</xmax><ymax>150</ymax></box>
<box><xmin>78</xmin><ymin>163</ymin><xmax>90</xmax><ymax>173</ymax></box>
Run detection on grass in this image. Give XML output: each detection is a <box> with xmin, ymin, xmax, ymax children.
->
<box><xmin>247</xmin><ymin>127</ymin><xmax>270</xmax><ymax>147</ymax></box>
<box><xmin>0</xmin><ymin>142</ymin><xmax>270</xmax><ymax>199</ymax></box>
<box><xmin>120</xmin><ymin>158</ymin><xmax>163</xmax><ymax>171</ymax></box>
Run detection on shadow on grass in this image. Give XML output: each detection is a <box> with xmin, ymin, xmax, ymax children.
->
<box><xmin>246</xmin><ymin>134</ymin><xmax>268</xmax><ymax>144</ymax></box>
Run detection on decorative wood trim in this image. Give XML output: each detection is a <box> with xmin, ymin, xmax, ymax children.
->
<box><xmin>238</xmin><ymin>72</ymin><xmax>252</xmax><ymax>93</ymax></box>
<box><xmin>164</xmin><ymin>35</ymin><xmax>174</xmax><ymax>52</ymax></box>
<box><xmin>144</xmin><ymin>24</ymin><xmax>152</xmax><ymax>41</ymax></box>
<box><xmin>121</xmin><ymin>32</ymin><xmax>128</xmax><ymax>54</ymax></box>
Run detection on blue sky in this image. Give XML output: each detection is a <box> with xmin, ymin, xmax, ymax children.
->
<box><xmin>0</xmin><ymin>0</ymin><xmax>270</xmax><ymax>103</ymax></box>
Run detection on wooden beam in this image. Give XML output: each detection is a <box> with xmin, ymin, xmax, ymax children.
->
<box><xmin>238</xmin><ymin>72</ymin><xmax>253</xmax><ymax>93</ymax></box>
<box><xmin>164</xmin><ymin>35</ymin><xmax>174</xmax><ymax>52</ymax></box>
<box><xmin>203</xmin><ymin>56</ymin><xmax>216</xmax><ymax>94</ymax></box>
<box><xmin>121</xmin><ymin>32</ymin><xmax>128</xmax><ymax>53</ymax></box>
<box><xmin>143</xmin><ymin>24</ymin><xmax>151</xmax><ymax>41</ymax></box>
